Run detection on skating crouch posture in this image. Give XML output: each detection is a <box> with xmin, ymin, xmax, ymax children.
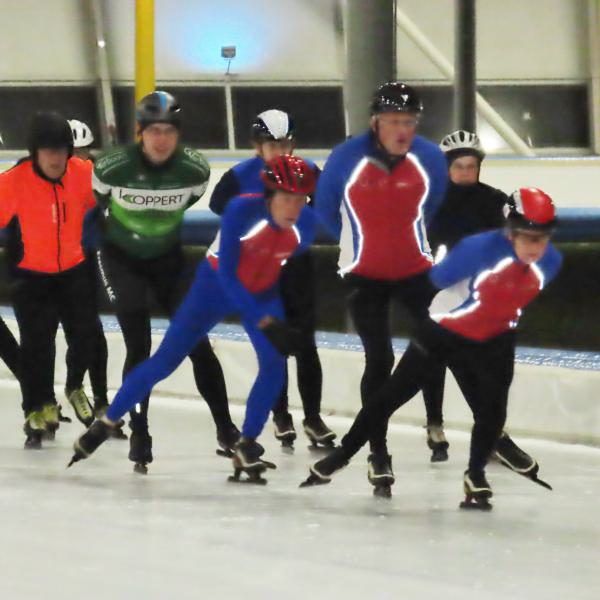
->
<box><xmin>302</xmin><ymin>188</ymin><xmax>561</xmax><ymax>509</ymax></box>
<box><xmin>70</xmin><ymin>155</ymin><xmax>318</xmax><ymax>483</ymax></box>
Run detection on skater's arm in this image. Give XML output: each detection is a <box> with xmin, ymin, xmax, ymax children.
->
<box><xmin>0</xmin><ymin>172</ymin><xmax>17</xmax><ymax>228</ymax></box>
<box><xmin>430</xmin><ymin>234</ymin><xmax>490</xmax><ymax>289</ymax></box>
<box><xmin>217</xmin><ymin>206</ymin><xmax>271</xmax><ymax>325</ymax></box>
<box><xmin>314</xmin><ymin>150</ymin><xmax>345</xmax><ymax>242</ymax></box>
<box><xmin>91</xmin><ymin>167</ymin><xmax>112</xmax><ymax>210</ymax></box>
<box><xmin>209</xmin><ymin>168</ymin><xmax>241</xmax><ymax>216</ymax></box>
<box><xmin>419</xmin><ymin>141</ymin><xmax>449</xmax><ymax>227</ymax></box>
<box><xmin>184</xmin><ymin>148</ymin><xmax>211</xmax><ymax>209</ymax></box>
<box><xmin>291</xmin><ymin>208</ymin><xmax>317</xmax><ymax>257</ymax></box>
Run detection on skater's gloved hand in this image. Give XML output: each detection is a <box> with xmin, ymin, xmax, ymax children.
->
<box><xmin>259</xmin><ymin>317</ymin><xmax>305</xmax><ymax>356</ymax></box>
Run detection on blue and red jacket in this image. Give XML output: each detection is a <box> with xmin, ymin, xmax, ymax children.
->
<box><xmin>209</xmin><ymin>155</ymin><xmax>320</xmax><ymax>215</ymax></box>
<box><xmin>429</xmin><ymin>230</ymin><xmax>562</xmax><ymax>342</ymax></box>
<box><xmin>206</xmin><ymin>195</ymin><xmax>316</xmax><ymax>324</ymax></box>
<box><xmin>315</xmin><ymin>132</ymin><xmax>447</xmax><ymax>280</ymax></box>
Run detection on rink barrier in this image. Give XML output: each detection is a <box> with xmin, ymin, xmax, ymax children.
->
<box><xmin>0</xmin><ymin>307</ymin><xmax>598</xmax><ymax>447</ymax></box>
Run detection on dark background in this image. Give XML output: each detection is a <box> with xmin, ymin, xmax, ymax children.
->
<box><xmin>0</xmin><ymin>84</ymin><xmax>589</xmax><ymax>149</ymax></box>
<box><xmin>0</xmin><ymin>243</ymin><xmax>594</xmax><ymax>351</ymax></box>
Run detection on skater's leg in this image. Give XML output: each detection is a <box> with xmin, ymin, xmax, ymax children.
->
<box><xmin>348</xmin><ymin>281</ymin><xmax>394</xmax><ymax>406</ymax></box>
<box><xmin>240</xmin><ymin>296</ymin><xmax>287</xmax><ymax>440</ymax></box>
<box><xmin>12</xmin><ymin>275</ymin><xmax>57</xmax><ymax>416</ymax></box>
<box><xmin>396</xmin><ymin>270</ymin><xmax>447</xmax><ymax>432</ymax></box>
<box><xmin>106</xmin><ymin>263</ymin><xmax>231</xmax><ymax>424</ymax></box>
<box><xmin>449</xmin><ymin>333</ymin><xmax>515</xmax><ymax>474</ymax></box>
<box><xmin>341</xmin><ymin>337</ymin><xmax>442</xmax><ymax>458</ymax></box>
<box><xmin>279</xmin><ymin>252</ymin><xmax>323</xmax><ymax>420</ymax></box>
<box><xmin>188</xmin><ymin>337</ymin><xmax>235</xmax><ymax>431</ymax></box>
<box><xmin>0</xmin><ymin>315</ymin><xmax>19</xmax><ymax>378</ymax></box>
<box><xmin>88</xmin><ymin>318</ymin><xmax>109</xmax><ymax>405</ymax></box>
<box><xmin>347</xmin><ymin>280</ymin><xmax>394</xmax><ymax>452</ymax></box>
<box><xmin>58</xmin><ymin>264</ymin><xmax>101</xmax><ymax>394</ymax></box>
<box><xmin>154</xmin><ymin>251</ymin><xmax>235</xmax><ymax>437</ymax></box>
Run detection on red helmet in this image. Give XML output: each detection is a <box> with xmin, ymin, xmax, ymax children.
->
<box><xmin>505</xmin><ymin>188</ymin><xmax>557</xmax><ymax>233</ymax></box>
<box><xmin>260</xmin><ymin>155</ymin><xmax>316</xmax><ymax>195</ymax></box>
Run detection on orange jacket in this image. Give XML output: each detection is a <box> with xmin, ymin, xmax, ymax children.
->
<box><xmin>0</xmin><ymin>157</ymin><xmax>96</xmax><ymax>273</ymax></box>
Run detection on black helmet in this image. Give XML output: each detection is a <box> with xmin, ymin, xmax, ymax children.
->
<box><xmin>370</xmin><ymin>81</ymin><xmax>423</xmax><ymax>116</ymax></box>
<box><xmin>27</xmin><ymin>111</ymin><xmax>74</xmax><ymax>158</ymax></box>
<box><xmin>136</xmin><ymin>91</ymin><xmax>182</xmax><ymax>130</ymax></box>
<box><xmin>251</xmin><ymin>109</ymin><xmax>295</xmax><ymax>143</ymax></box>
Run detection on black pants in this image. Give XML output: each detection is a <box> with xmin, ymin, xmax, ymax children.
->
<box><xmin>96</xmin><ymin>242</ymin><xmax>232</xmax><ymax>433</ymax></box>
<box><xmin>346</xmin><ymin>271</ymin><xmax>445</xmax><ymax>449</ymax></box>
<box><xmin>12</xmin><ymin>263</ymin><xmax>99</xmax><ymax>415</ymax></box>
<box><xmin>0</xmin><ymin>316</ymin><xmax>19</xmax><ymax>378</ymax></box>
<box><xmin>61</xmin><ymin>256</ymin><xmax>108</xmax><ymax>402</ymax></box>
<box><xmin>271</xmin><ymin>251</ymin><xmax>322</xmax><ymax>421</ymax></box>
<box><xmin>341</xmin><ymin>321</ymin><xmax>515</xmax><ymax>473</ymax></box>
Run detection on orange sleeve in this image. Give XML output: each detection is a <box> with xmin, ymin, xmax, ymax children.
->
<box><xmin>0</xmin><ymin>170</ymin><xmax>17</xmax><ymax>228</ymax></box>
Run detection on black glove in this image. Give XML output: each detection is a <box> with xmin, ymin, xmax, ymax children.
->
<box><xmin>260</xmin><ymin>318</ymin><xmax>306</xmax><ymax>356</ymax></box>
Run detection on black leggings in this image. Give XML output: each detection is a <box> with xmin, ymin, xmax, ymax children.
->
<box><xmin>62</xmin><ymin>257</ymin><xmax>108</xmax><ymax>401</ymax></box>
<box><xmin>0</xmin><ymin>316</ymin><xmax>19</xmax><ymax>378</ymax></box>
<box><xmin>346</xmin><ymin>272</ymin><xmax>445</xmax><ymax>449</ymax></box>
<box><xmin>341</xmin><ymin>321</ymin><xmax>515</xmax><ymax>473</ymax></box>
<box><xmin>96</xmin><ymin>243</ymin><xmax>232</xmax><ymax>433</ymax></box>
<box><xmin>12</xmin><ymin>263</ymin><xmax>100</xmax><ymax>415</ymax></box>
<box><xmin>271</xmin><ymin>251</ymin><xmax>322</xmax><ymax>420</ymax></box>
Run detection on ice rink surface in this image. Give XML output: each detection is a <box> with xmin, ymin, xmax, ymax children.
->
<box><xmin>0</xmin><ymin>381</ymin><xmax>598</xmax><ymax>600</ymax></box>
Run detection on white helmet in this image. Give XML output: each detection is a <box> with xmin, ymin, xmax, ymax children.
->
<box><xmin>439</xmin><ymin>130</ymin><xmax>485</xmax><ymax>160</ymax></box>
<box><xmin>251</xmin><ymin>109</ymin><xmax>295</xmax><ymax>143</ymax></box>
<box><xmin>68</xmin><ymin>119</ymin><xmax>94</xmax><ymax>148</ymax></box>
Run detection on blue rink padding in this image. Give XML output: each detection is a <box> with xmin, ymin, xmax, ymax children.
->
<box><xmin>0</xmin><ymin>305</ymin><xmax>598</xmax><ymax>372</ymax></box>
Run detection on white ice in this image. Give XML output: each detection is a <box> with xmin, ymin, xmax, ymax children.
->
<box><xmin>0</xmin><ymin>380</ymin><xmax>599</xmax><ymax>600</ymax></box>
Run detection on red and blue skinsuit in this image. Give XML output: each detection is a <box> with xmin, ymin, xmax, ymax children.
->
<box><xmin>429</xmin><ymin>230</ymin><xmax>562</xmax><ymax>341</ymax></box>
<box><xmin>106</xmin><ymin>196</ymin><xmax>316</xmax><ymax>438</ymax></box>
<box><xmin>315</xmin><ymin>132</ymin><xmax>448</xmax><ymax>278</ymax></box>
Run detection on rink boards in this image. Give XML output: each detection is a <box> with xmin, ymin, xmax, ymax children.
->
<box><xmin>1</xmin><ymin>310</ymin><xmax>598</xmax><ymax>447</ymax></box>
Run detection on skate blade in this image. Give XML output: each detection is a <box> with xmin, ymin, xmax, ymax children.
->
<box><xmin>460</xmin><ymin>499</ymin><xmax>493</xmax><ymax>511</ymax></box>
<box><xmin>278</xmin><ymin>438</ymin><xmax>295</xmax><ymax>451</ymax></box>
<box><xmin>133</xmin><ymin>463</ymin><xmax>148</xmax><ymax>475</ymax></box>
<box><xmin>430</xmin><ymin>449</ymin><xmax>449</xmax><ymax>463</ymax></box>
<box><xmin>308</xmin><ymin>441</ymin><xmax>337</xmax><ymax>454</ymax></box>
<box><xmin>227</xmin><ymin>476</ymin><xmax>267</xmax><ymax>485</ymax></box>
<box><xmin>228</xmin><ymin>468</ymin><xmax>268</xmax><ymax>485</ymax></box>
<box><xmin>216</xmin><ymin>448</ymin><xmax>234</xmax><ymax>458</ymax></box>
<box><xmin>530</xmin><ymin>475</ymin><xmax>553</xmax><ymax>491</ymax></box>
<box><xmin>299</xmin><ymin>472</ymin><xmax>330</xmax><ymax>488</ymax></box>
<box><xmin>373</xmin><ymin>485</ymin><xmax>392</xmax><ymax>499</ymax></box>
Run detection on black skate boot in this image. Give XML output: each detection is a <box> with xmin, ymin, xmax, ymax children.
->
<box><xmin>494</xmin><ymin>432</ymin><xmax>552</xmax><ymax>490</ymax></box>
<box><xmin>94</xmin><ymin>401</ymin><xmax>127</xmax><ymax>440</ymax></box>
<box><xmin>368</xmin><ymin>453</ymin><xmax>395</xmax><ymax>498</ymax></box>
<box><xmin>300</xmin><ymin>446</ymin><xmax>349</xmax><ymax>488</ymax></box>
<box><xmin>68</xmin><ymin>418</ymin><xmax>113</xmax><ymax>467</ymax></box>
<box><xmin>460</xmin><ymin>470</ymin><xmax>493</xmax><ymax>511</ymax></box>
<box><xmin>129</xmin><ymin>417</ymin><xmax>153</xmax><ymax>475</ymax></box>
<box><xmin>229</xmin><ymin>437</ymin><xmax>276</xmax><ymax>485</ymax></box>
<box><xmin>273</xmin><ymin>411</ymin><xmax>296</xmax><ymax>451</ymax></box>
<box><xmin>426</xmin><ymin>423</ymin><xmax>449</xmax><ymax>462</ymax></box>
<box><xmin>41</xmin><ymin>403</ymin><xmax>60</xmax><ymax>441</ymax></box>
<box><xmin>66</xmin><ymin>386</ymin><xmax>94</xmax><ymax>427</ymax></box>
<box><xmin>303</xmin><ymin>415</ymin><xmax>336</xmax><ymax>451</ymax></box>
<box><xmin>24</xmin><ymin>411</ymin><xmax>46</xmax><ymax>450</ymax></box>
<box><xmin>216</xmin><ymin>423</ymin><xmax>241</xmax><ymax>458</ymax></box>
